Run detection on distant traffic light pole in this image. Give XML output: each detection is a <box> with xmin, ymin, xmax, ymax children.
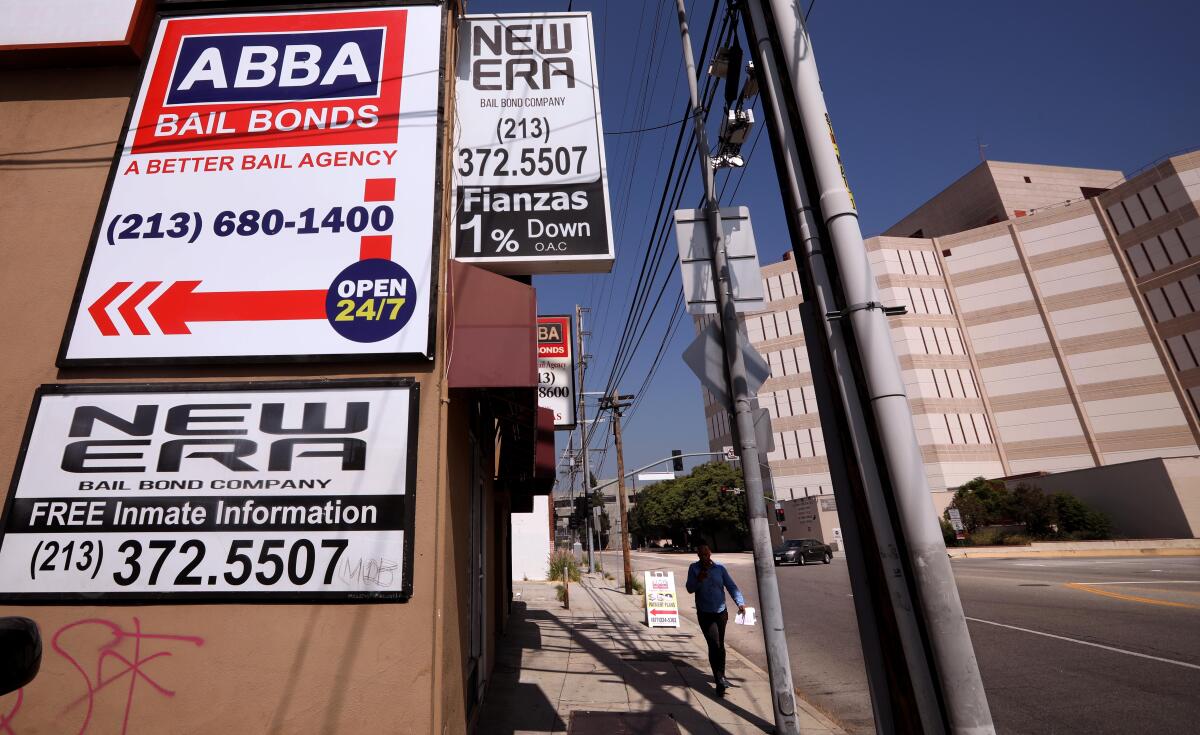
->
<box><xmin>673</xmin><ymin>2</ymin><xmax>799</xmax><ymax>732</ymax></box>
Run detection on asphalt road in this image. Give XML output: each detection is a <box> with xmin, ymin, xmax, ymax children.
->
<box><xmin>609</xmin><ymin>549</ymin><xmax>1200</xmax><ymax>735</ymax></box>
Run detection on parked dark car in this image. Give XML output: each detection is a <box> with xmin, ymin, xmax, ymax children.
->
<box><xmin>773</xmin><ymin>538</ymin><xmax>832</xmax><ymax>566</ymax></box>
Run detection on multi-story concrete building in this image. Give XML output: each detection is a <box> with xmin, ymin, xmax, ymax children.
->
<box><xmin>701</xmin><ymin>152</ymin><xmax>1200</xmax><ymax>522</ymax></box>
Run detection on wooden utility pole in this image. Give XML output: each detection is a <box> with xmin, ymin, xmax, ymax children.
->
<box><xmin>601</xmin><ymin>392</ymin><xmax>635</xmax><ymax>594</ymax></box>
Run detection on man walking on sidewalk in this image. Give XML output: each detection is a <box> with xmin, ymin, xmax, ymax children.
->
<box><xmin>685</xmin><ymin>544</ymin><xmax>745</xmax><ymax>695</ymax></box>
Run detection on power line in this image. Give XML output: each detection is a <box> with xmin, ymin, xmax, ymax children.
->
<box><xmin>605</xmin><ymin>114</ymin><xmax>694</xmax><ymax>136</ymax></box>
<box><xmin>600</xmin><ymin>13</ymin><xmax>732</xmax><ymax>407</ymax></box>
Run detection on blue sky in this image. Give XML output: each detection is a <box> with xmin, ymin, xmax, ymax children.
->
<box><xmin>464</xmin><ymin>0</ymin><xmax>1200</xmax><ymax>486</ymax></box>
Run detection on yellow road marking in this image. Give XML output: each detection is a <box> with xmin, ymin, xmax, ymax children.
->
<box><xmin>1065</xmin><ymin>582</ymin><xmax>1200</xmax><ymax>610</ymax></box>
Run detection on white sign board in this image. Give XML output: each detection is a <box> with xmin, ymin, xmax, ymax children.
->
<box><xmin>674</xmin><ymin>206</ymin><xmax>766</xmax><ymax>315</ymax></box>
<box><xmin>453</xmin><ymin>13</ymin><xmax>614</xmax><ymax>274</ymax></box>
<box><xmin>0</xmin><ymin>380</ymin><xmax>417</xmax><ymax>602</ymax></box>
<box><xmin>637</xmin><ymin>472</ymin><xmax>675</xmax><ymax>483</ymax></box>
<box><xmin>537</xmin><ymin>315</ymin><xmax>576</xmax><ymax>428</ymax></box>
<box><xmin>947</xmin><ymin>508</ymin><xmax>965</xmax><ymax>532</ymax></box>
<box><xmin>59</xmin><ymin>6</ymin><xmax>442</xmax><ymax>364</ymax></box>
<box><xmin>0</xmin><ymin>0</ymin><xmax>139</xmax><ymax>46</ymax></box>
<box><xmin>644</xmin><ymin>571</ymin><xmax>680</xmax><ymax>628</ymax></box>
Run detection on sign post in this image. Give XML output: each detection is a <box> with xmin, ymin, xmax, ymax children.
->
<box><xmin>948</xmin><ymin>508</ymin><xmax>966</xmax><ymax>542</ymax></box>
<box><xmin>644</xmin><ymin>571</ymin><xmax>680</xmax><ymax>628</ymax></box>
<box><xmin>453</xmin><ymin>13</ymin><xmax>614</xmax><ymax>274</ymax></box>
<box><xmin>58</xmin><ymin>6</ymin><xmax>442</xmax><ymax>364</ymax></box>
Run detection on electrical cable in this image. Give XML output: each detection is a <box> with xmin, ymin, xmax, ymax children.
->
<box><xmin>600</xmin><ymin>14</ymin><xmax>725</xmax><ymax>391</ymax></box>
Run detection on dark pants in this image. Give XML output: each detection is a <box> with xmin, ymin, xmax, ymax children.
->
<box><xmin>697</xmin><ymin>609</ymin><xmax>729</xmax><ymax>680</ymax></box>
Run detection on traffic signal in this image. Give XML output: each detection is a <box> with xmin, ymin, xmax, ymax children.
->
<box><xmin>775</xmin><ymin>506</ymin><xmax>786</xmax><ymax>523</ymax></box>
<box><xmin>671</xmin><ymin>449</ymin><xmax>683</xmax><ymax>473</ymax></box>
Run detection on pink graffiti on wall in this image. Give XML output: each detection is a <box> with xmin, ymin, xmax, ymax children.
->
<box><xmin>1</xmin><ymin>616</ymin><xmax>204</xmax><ymax>735</ymax></box>
<box><xmin>0</xmin><ymin>689</ymin><xmax>22</xmax><ymax>735</ymax></box>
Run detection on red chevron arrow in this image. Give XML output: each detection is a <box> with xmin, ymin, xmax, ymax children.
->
<box><xmin>149</xmin><ymin>281</ymin><xmax>326</xmax><ymax>335</ymax></box>
<box><xmin>87</xmin><ymin>281</ymin><xmax>131</xmax><ymax>336</ymax></box>
<box><xmin>88</xmin><ymin>281</ymin><xmax>328</xmax><ymax>335</ymax></box>
<box><xmin>119</xmin><ymin>281</ymin><xmax>162</xmax><ymax>335</ymax></box>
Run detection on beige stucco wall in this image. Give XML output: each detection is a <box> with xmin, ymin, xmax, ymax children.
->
<box><xmin>1165</xmin><ymin>456</ymin><xmax>1200</xmax><ymax>538</ymax></box>
<box><xmin>1002</xmin><ymin>458</ymin><xmax>1197</xmax><ymax>539</ymax></box>
<box><xmin>0</xmin><ymin>45</ymin><xmax>488</xmax><ymax>735</ymax></box>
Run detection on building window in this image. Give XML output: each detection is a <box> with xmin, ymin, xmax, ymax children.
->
<box><xmin>1023</xmin><ymin>176</ymin><xmax>1032</xmax><ymax>183</ymax></box>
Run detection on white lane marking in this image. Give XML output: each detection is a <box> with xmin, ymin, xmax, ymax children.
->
<box><xmin>1066</xmin><ymin>580</ymin><xmax>1200</xmax><ymax>586</ymax></box>
<box><xmin>966</xmin><ymin>617</ymin><xmax>1200</xmax><ymax>671</ymax></box>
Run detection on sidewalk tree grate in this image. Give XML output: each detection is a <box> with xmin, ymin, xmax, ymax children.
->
<box><xmin>567</xmin><ymin>711</ymin><xmax>682</xmax><ymax>734</ymax></box>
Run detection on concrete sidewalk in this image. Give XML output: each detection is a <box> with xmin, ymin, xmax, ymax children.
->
<box><xmin>476</xmin><ymin>576</ymin><xmax>844</xmax><ymax>734</ymax></box>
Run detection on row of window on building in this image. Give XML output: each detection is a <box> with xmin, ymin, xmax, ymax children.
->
<box><xmin>916</xmin><ymin>412</ymin><xmax>995</xmax><ymax>446</ymax></box>
<box><xmin>1145</xmin><ymin>274</ymin><xmax>1200</xmax><ymax>325</ymax></box>
<box><xmin>1106</xmin><ymin>181</ymin><xmax>1175</xmax><ymax>235</ymax></box>
<box><xmin>765</xmin><ymin>428</ymin><xmax>826</xmax><ymax>461</ymax></box>
<box><xmin>891</xmin><ymin>286</ymin><xmax>955</xmax><ymax>316</ymax></box>
<box><xmin>912</xmin><ymin>367</ymin><xmax>982</xmax><ymax>400</ymax></box>
<box><xmin>1164</xmin><ymin>329</ymin><xmax>1200</xmax><ymax>374</ymax></box>
<box><xmin>745</xmin><ymin>307</ymin><xmax>805</xmax><ymax>343</ymax></box>
<box><xmin>763</xmin><ymin>270</ymin><xmax>802</xmax><ymax>302</ymax></box>
<box><xmin>1124</xmin><ymin>222</ymin><xmax>1200</xmax><ymax>278</ymax></box>
<box><xmin>880</xmin><ymin>247</ymin><xmax>944</xmax><ymax>277</ymax></box>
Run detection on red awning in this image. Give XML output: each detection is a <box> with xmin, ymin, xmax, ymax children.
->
<box><xmin>446</xmin><ymin>261</ymin><xmax>537</xmax><ymax>389</ymax></box>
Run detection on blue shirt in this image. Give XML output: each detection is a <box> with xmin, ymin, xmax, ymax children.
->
<box><xmin>685</xmin><ymin>560</ymin><xmax>745</xmax><ymax>614</ymax></box>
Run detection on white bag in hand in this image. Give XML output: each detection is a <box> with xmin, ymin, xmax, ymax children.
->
<box><xmin>735</xmin><ymin>607</ymin><xmax>756</xmax><ymax>626</ymax></box>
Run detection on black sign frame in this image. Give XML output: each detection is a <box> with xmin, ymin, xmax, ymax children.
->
<box><xmin>0</xmin><ymin>378</ymin><xmax>419</xmax><ymax>604</ymax></box>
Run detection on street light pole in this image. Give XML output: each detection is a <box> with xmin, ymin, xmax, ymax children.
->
<box><xmin>751</xmin><ymin>2</ymin><xmax>995</xmax><ymax>732</ymax></box>
<box><xmin>673</xmin><ymin>2</ymin><xmax>799</xmax><ymax>732</ymax></box>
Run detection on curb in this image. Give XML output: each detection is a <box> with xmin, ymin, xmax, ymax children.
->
<box><xmin>950</xmin><ymin>548</ymin><xmax>1200</xmax><ymax>559</ymax></box>
<box><xmin>581</xmin><ymin>575</ymin><xmax>849</xmax><ymax>734</ymax></box>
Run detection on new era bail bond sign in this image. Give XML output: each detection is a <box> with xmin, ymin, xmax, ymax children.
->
<box><xmin>0</xmin><ymin>381</ymin><xmax>418</xmax><ymax>602</ymax></box>
<box><xmin>58</xmin><ymin>5</ymin><xmax>443</xmax><ymax>364</ymax></box>
<box><xmin>453</xmin><ymin>13</ymin><xmax>614</xmax><ymax>274</ymax></box>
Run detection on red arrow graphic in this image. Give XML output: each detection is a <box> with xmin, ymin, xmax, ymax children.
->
<box><xmin>148</xmin><ymin>281</ymin><xmax>327</xmax><ymax>335</ymax></box>
<box><xmin>649</xmin><ymin>609</ymin><xmax>677</xmax><ymax>616</ymax></box>
<box><xmin>88</xmin><ymin>282</ymin><xmax>132</xmax><ymax>336</ymax></box>
<box><xmin>118</xmin><ymin>281</ymin><xmax>161</xmax><ymax>336</ymax></box>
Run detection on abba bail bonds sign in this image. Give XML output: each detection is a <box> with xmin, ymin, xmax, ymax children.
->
<box><xmin>59</xmin><ymin>5</ymin><xmax>443</xmax><ymax>364</ymax></box>
<box><xmin>0</xmin><ymin>381</ymin><xmax>418</xmax><ymax>602</ymax></box>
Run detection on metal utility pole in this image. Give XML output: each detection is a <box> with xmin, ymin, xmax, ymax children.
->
<box><xmin>575</xmin><ymin>305</ymin><xmax>596</xmax><ymax>572</ymax></box>
<box><xmin>741</xmin><ymin>2</ymin><xmax>938</xmax><ymax>729</ymax></box>
<box><xmin>600</xmin><ymin>392</ymin><xmax>635</xmax><ymax>594</ymax></box>
<box><xmin>673</xmin><ymin>2</ymin><xmax>799</xmax><ymax>732</ymax></box>
<box><xmin>749</xmin><ymin>2</ymin><xmax>994</xmax><ymax>732</ymax></box>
